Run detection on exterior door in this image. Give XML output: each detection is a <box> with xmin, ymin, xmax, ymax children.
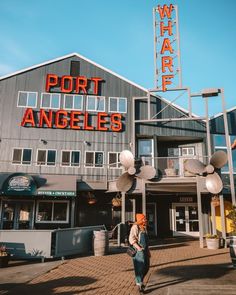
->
<box><xmin>172</xmin><ymin>203</ymin><xmax>199</xmax><ymax>237</ymax></box>
<box><xmin>146</xmin><ymin>203</ymin><xmax>157</xmax><ymax>237</ymax></box>
<box><xmin>1</xmin><ymin>201</ymin><xmax>34</xmax><ymax>229</ymax></box>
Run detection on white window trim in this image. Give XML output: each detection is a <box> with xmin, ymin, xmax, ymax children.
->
<box><xmin>35</xmin><ymin>200</ymin><xmax>69</xmax><ymax>224</ymax></box>
<box><xmin>108</xmin><ymin>152</ymin><xmax>121</xmax><ymax>169</ymax></box>
<box><xmin>60</xmin><ymin>150</ymin><xmax>81</xmax><ymax>167</ymax></box>
<box><xmin>36</xmin><ymin>149</ymin><xmax>57</xmax><ymax>167</ymax></box>
<box><xmin>108</xmin><ymin>97</ymin><xmax>127</xmax><ymax>113</ymax></box>
<box><xmin>11</xmin><ymin>147</ymin><xmax>33</xmax><ymax>166</ymax></box>
<box><xmin>40</xmin><ymin>92</ymin><xmax>61</xmax><ymax>110</ymax></box>
<box><xmin>85</xmin><ymin>151</ymin><xmax>104</xmax><ymax>168</ymax></box>
<box><xmin>17</xmin><ymin>91</ymin><xmax>38</xmax><ymax>108</ymax></box>
<box><xmin>86</xmin><ymin>96</ymin><xmax>105</xmax><ymax>112</ymax></box>
<box><xmin>63</xmin><ymin>94</ymin><xmax>83</xmax><ymax>111</ymax></box>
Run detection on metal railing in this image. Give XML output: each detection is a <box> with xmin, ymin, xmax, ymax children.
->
<box><xmin>0</xmin><ymin>156</ymin><xmax>210</xmax><ymax>183</ymax></box>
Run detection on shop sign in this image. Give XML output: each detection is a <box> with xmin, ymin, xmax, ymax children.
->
<box><xmin>46</xmin><ymin>74</ymin><xmax>102</xmax><ymax>95</ymax></box>
<box><xmin>179</xmin><ymin>197</ymin><xmax>193</xmax><ymax>202</ymax></box>
<box><xmin>156</xmin><ymin>4</ymin><xmax>180</xmax><ymax>91</ymax></box>
<box><xmin>2</xmin><ymin>173</ymin><xmax>37</xmax><ymax>196</ymax></box>
<box><xmin>37</xmin><ymin>191</ymin><xmax>76</xmax><ymax>197</ymax></box>
<box><xmin>21</xmin><ymin>109</ymin><xmax>122</xmax><ymax>132</ymax></box>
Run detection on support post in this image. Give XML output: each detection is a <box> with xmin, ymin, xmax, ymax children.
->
<box><xmin>71</xmin><ymin>199</ymin><xmax>76</xmax><ymax>227</ymax></box>
<box><xmin>142</xmin><ymin>179</ymin><xmax>146</xmax><ymax>216</ymax></box>
<box><xmin>219</xmin><ymin>194</ymin><xmax>227</xmax><ymax>248</ymax></box>
<box><xmin>221</xmin><ymin>89</ymin><xmax>236</xmax><ymax>205</ymax></box>
<box><xmin>121</xmin><ymin>191</ymin><xmax>126</xmax><ymax>224</ymax></box>
<box><xmin>211</xmin><ymin>201</ymin><xmax>217</xmax><ymax>235</ymax></box>
<box><xmin>197</xmin><ymin>176</ymin><xmax>204</xmax><ymax>248</ymax></box>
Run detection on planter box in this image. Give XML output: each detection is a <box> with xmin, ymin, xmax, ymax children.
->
<box><xmin>206</xmin><ymin>238</ymin><xmax>220</xmax><ymax>250</ymax></box>
<box><xmin>0</xmin><ymin>255</ymin><xmax>10</xmax><ymax>268</ymax></box>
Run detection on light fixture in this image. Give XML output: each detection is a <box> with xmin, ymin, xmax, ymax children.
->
<box><xmin>201</xmin><ymin>88</ymin><xmax>220</xmax><ymax>97</ymax></box>
<box><xmin>40</xmin><ymin>139</ymin><xmax>47</xmax><ymax>145</ymax></box>
<box><xmin>87</xmin><ymin>191</ymin><xmax>97</xmax><ymax>205</ymax></box>
<box><xmin>84</xmin><ymin>141</ymin><xmax>91</xmax><ymax>146</ymax></box>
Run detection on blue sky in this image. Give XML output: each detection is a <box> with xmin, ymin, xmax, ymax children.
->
<box><xmin>0</xmin><ymin>0</ymin><xmax>235</xmax><ymax>116</ymax></box>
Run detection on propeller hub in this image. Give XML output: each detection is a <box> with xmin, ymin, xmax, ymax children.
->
<box><xmin>205</xmin><ymin>164</ymin><xmax>214</xmax><ymax>174</ymax></box>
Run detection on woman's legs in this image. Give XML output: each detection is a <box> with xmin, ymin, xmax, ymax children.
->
<box><xmin>133</xmin><ymin>251</ymin><xmax>145</xmax><ymax>285</ymax></box>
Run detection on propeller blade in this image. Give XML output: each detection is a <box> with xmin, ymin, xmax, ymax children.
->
<box><xmin>184</xmin><ymin>159</ymin><xmax>206</xmax><ymax>174</ymax></box>
<box><xmin>119</xmin><ymin>150</ymin><xmax>134</xmax><ymax>169</ymax></box>
<box><xmin>116</xmin><ymin>172</ymin><xmax>134</xmax><ymax>192</ymax></box>
<box><xmin>136</xmin><ymin>165</ymin><xmax>156</xmax><ymax>180</ymax></box>
<box><xmin>205</xmin><ymin>172</ymin><xmax>223</xmax><ymax>194</ymax></box>
<box><xmin>210</xmin><ymin>150</ymin><xmax>228</xmax><ymax>169</ymax></box>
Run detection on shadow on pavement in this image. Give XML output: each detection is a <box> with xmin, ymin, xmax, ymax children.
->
<box><xmin>1</xmin><ymin>276</ymin><xmax>98</xmax><ymax>295</ymax></box>
<box><xmin>145</xmin><ymin>263</ymin><xmax>235</xmax><ymax>294</ymax></box>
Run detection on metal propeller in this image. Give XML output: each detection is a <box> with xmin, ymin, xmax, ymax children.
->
<box><xmin>184</xmin><ymin>150</ymin><xmax>227</xmax><ymax>194</ymax></box>
<box><xmin>116</xmin><ymin>150</ymin><xmax>156</xmax><ymax>192</ymax></box>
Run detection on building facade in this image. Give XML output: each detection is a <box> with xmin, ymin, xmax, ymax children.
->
<box><xmin>0</xmin><ymin>53</ymin><xmax>223</xmax><ymax>239</ymax></box>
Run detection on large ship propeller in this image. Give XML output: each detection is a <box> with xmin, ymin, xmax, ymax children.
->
<box><xmin>116</xmin><ymin>150</ymin><xmax>156</xmax><ymax>192</ymax></box>
<box><xmin>184</xmin><ymin>150</ymin><xmax>227</xmax><ymax>194</ymax></box>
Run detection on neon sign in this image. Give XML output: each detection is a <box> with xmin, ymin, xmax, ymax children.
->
<box><xmin>154</xmin><ymin>4</ymin><xmax>181</xmax><ymax>91</ymax></box>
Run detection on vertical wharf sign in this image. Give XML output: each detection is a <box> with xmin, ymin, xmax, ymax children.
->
<box><xmin>153</xmin><ymin>4</ymin><xmax>182</xmax><ymax>91</ymax></box>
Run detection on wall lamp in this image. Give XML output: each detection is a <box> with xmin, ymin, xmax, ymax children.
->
<box><xmin>84</xmin><ymin>141</ymin><xmax>91</xmax><ymax>146</ymax></box>
<box><xmin>40</xmin><ymin>139</ymin><xmax>47</xmax><ymax>145</ymax></box>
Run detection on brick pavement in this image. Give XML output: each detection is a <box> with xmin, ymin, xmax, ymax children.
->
<box><xmin>0</xmin><ymin>240</ymin><xmax>235</xmax><ymax>295</ymax></box>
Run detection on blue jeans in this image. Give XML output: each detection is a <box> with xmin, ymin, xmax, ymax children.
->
<box><xmin>133</xmin><ymin>249</ymin><xmax>150</xmax><ymax>284</ymax></box>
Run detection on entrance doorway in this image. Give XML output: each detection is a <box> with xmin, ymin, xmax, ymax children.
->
<box><xmin>0</xmin><ymin>200</ymin><xmax>34</xmax><ymax>229</ymax></box>
<box><xmin>146</xmin><ymin>203</ymin><xmax>157</xmax><ymax>237</ymax></box>
<box><xmin>172</xmin><ymin>203</ymin><xmax>199</xmax><ymax>237</ymax></box>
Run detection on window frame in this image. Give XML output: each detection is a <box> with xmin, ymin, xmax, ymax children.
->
<box><xmin>85</xmin><ymin>151</ymin><xmax>104</xmax><ymax>168</ymax></box>
<box><xmin>86</xmin><ymin>96</ymin><xmax>105</xmax><ymax>112</ymax></box>
<box><xmin>108</xmin><ymin>97</ymin><xmax>127</xmax><ymax>113</ymax></box>
<box><xmin>35</xmin><ymin>200</ymin><xmax>69</xmax><ymax>223</ymax></box>
<box><xmin>60</xmin><ymin>150</ymin><xmax>81</xmax><ymax>167</ymax></box>
<box><xmin>11</xmin><ymin>147</ymin><xmax>33</xmax><ymax>166</ymax></box>
<box><xmin>40</xmin><ymin>92</ymin><xmax>61</xmax><ymax>110</ymax></box>
<box><xmin>108</xmin><ymin>152</ymin><xmax>121</xmax><ymax>169</ymax></box>
<box><xmin>17</xmin><ymin>91</ymin><xmax>38</xmax><ymax>108</ymax></box>
<box><xmin>36</xmin><ymin>149</ymin><xmax>57</xmax><ymax>166</ymax></box>
<box><xmin>63</xmin><ymin>94</ymin><xmax>83</xmax><ymax>111</ymax></box>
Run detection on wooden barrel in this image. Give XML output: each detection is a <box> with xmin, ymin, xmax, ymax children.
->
<box><xmin>93</xmin><ymin>230</ymin><xmax>109</xmax><ymax>256</ymax></box>
<box><xmin>229</xmin><ymin>236</ymin><xmax>236</xmax><ymax>267</ymax></box>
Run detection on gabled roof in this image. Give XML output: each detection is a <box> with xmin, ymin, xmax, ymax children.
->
<box><xmin>0</xmin><ymin>52</ymin><xmax>148</xmax><ymax>92</ymax></box>
<box><xmin>210</xmin><ymin>106</ymin><xmax>236</xmax><ymax>120</ymax></box>
<box><xmin>0</xmin><ymin>52</ymin><xmax>200</xmax><ymax>118</ymax></box>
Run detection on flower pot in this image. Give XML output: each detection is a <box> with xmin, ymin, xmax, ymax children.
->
<box><xmin>0</xmin><ymin>255</ymin><xmax>10</xmax><ymax>268</ymax></box>
<box><xmin>206</xmin><ymin>238</ymin><xmax>220</xmax><ymax>250</ymax></box>
<box><xmin>229</xmin><ymin>236</ymin><xmax>236</xmax><ymax>268</ymax></box>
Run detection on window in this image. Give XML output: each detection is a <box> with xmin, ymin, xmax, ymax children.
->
<box><xmin>138</xmin><ymin>139</ymin><xmax>154</xmax><ymax>165</ymax></box>
<box><xmin>61</xmin><ymin>150</ymin><xmax>80</xmax><ymax>166</ymax></box>
<box><xmin>41</xmin><ymin>93</ymin><xmax>60</xmax><ymax>109</ymax></box>
<box><xmin>12</xmin><ymin>148</ymin><xmax>32</xmax><ymax>165</ymax></box>
<box><xmin>17</xmin><ymin>91</ymin><xmax>37</xmax><ymax>108</ymax></box>
<box><xmin>109</xmin><ymin>97</ymin><xmax>127</xmax><ymax>113</ymax></box>
<box><xmin>85</xmin><ymin>151</ymin><xmax>104</xmax><ymax>167</ymax></box>
<box><xmin>37</xmin><ymin>149</ymin><xmax>56</xmax><ymax>166</ymax></box>
<box><xmin>36</xmin><ymin>201</ymin><xmax>69</xmax><ymax>223</ymax></box>
<box><xmin>86</xmin><ymin>96</ymin><xmax>105</xmax><ymax>112</ymax></box>
<box><xmin>214</xmin><ymin>135</ymin><xmax>226</xmax><ymax>147</ymax></box>
<box><xmin>108</xmin><ymin>152</ymin><xmax>121</xmax><ymax>168</ymax></box>
<box><xmin>64</xmin><ymin>94</ymin><xmax>83</xmax><ymax>110</ymax></box>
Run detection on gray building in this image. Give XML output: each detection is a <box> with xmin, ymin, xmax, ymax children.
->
<box><xmin>0</xmin><ymin>52</ymin><xmax>221</xmax><ymax>240</ymax></box>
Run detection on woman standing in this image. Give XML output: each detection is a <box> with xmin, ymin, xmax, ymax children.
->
<box><xmin>129</xmin><ymin>213</ymin><xmax>150</xmax><ymax>293</ymax></box>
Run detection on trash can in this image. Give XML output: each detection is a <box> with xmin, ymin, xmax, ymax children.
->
<box><xmin>93</xmin><ymin>230</ymin><xmax>109</xmax><ymax>256</ymax></box>
<box><xmin>229</xmin><ymin>236</ymin><xmax>236</xmax><ymax>267</ymax></box>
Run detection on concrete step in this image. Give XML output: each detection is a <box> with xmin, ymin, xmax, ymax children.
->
<box><xmin>168</xmin><ymin>285</ymin><xmax>236</xmax><ymax>295</ymax></box>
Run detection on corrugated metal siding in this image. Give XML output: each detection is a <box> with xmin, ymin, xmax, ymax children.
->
<box><xmin>0</xmin><ymin>55</ymin><xmax>146</xmax><ymax>177</ymax></box>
